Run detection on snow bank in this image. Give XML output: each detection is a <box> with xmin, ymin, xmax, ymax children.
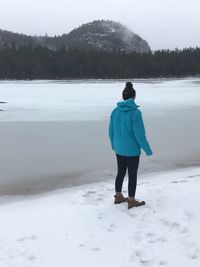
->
<box><xmin>0</xmin><ymin>167</ymin><xmax>200</xmax><ymax>267</ymax></box>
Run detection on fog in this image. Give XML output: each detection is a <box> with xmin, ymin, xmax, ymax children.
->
<box><xmin>0</xmin><ymin>0</ymin><xmax>200</xmax><ymax>50</ymax></box>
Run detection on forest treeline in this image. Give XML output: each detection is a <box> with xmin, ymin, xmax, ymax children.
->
<box><xmin>0</xmin><ymin>45</ymin><xmax>200</xmax><ymax>79</ymax></box>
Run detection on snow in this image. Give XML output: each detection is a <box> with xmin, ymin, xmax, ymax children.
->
<box><xmin>0</xmin><ymin>78</ymin><xmax>200</xmax><ymax>121</ymax></box>
<box><xmin>101</xmin><ymin>21</ymin><xmax>116</xmax><ymax>33</ymax></box>
<box><xmin>0</xmin><ymin>78</ymin><xmax>200</xmax><ymax>265</ymax></box>
<box><xmin>0</xmin><ymin>167</ymin><xmax>200</xmax><ymax>267</ymax></box>
<box><xmin>1</xmin><ymin>78</ymin><xmax>200</xmax><ymax>194</ymax></box>
<box><xmin>87</xmin><ymin>32</ymin><xmax>109</xmax><ymax>37</ymax></box>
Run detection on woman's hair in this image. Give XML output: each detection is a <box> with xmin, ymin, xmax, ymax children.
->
<box><xmin>122</xmin><ymin>82</ymin><xmax>136</xmax><ymax>100</ymax></box>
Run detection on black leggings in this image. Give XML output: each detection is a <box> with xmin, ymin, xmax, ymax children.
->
<box><xmin>115</xmin><ymin>154</ymin><xmax>140</xmax><ymax>197</ymax></box>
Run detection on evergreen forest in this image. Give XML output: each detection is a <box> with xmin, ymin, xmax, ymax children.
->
<box><xmin>0</xmin><ymin>45</ymin><xmax>200</xmax><ymax>79</ymax></box>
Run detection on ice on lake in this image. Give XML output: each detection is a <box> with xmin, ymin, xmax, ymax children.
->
<box><xmin>0</xmin><ymin>78</ymin><xmax>200</xmax><ymax>121</ymax></box>
<box><xmin>0</xmin><ymin>78</ymin><xmax>200</xmax><ymax>194</ymax></box>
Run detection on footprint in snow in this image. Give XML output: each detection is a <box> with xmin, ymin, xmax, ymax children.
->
<box><xmin>78</xmin><ymin>241</ymin><xmax>101</xmax><ymax>252</ymax></box>
<box><xmin>188</xmin><ymin>174</ymin><xmax>200</xmax><ymax>179</ymax></box>
<box><xmin>159</xmin><ymin>260</ymin><xmax>168</xmax><ymax>265</ymax></box>
<box><xmin>145</xmin><ymin>232</ymin><xmax>167</xmax><ymax>244</ymax></box>
<box><xmin>16</xmin><ymin>235</ymin><xmax>38</xmax><ymax>242</ymax></box>
<box><xmin>78</xmin><ymin>243</ymin><xmax>86</xmax><ymax>247</ymax></box>
<box><xmin>97</xmin><ymin>213</ymin><xmax>106</xmax><ymax>220</ymax></box>
<box><xmin>161</xmin><ymin>218</ymin><xmax>180</xmax><ymax>227</ymax></box>
<box><xmin>145</xmin><ymin>232</ymin><xmax>154</xmax><ymax>237</ymax></box>
<box><xmin>171</xmin><ymin>180</ymin><xmax>188</xmax><ymax>184</ymax></box>
<box><xmin>138</xmin><ymin>182</ymin><xmax>150</xmax><ymax>186</ymax></box>
<box><xmin>185</xmin><ymin>244</ymin><xmax>200</xmax><ymax>260</ymax></box>
<box><xmin>184</xmin><ymin>211</ymin><xmax>194</xmax><ymax>220</ymax></box>
<box><xmin>106</xmin><ymin>223</ymin><xmax>116</xmax><ymax>232</ymax></box>
<box><xmin>135</xmin><ymin>250</ymin><xmax>153</xmax><ymax>266</ymax></box>
<box><xmin>81</xmin><ymin>189</ymin><xmax>108</xmax><ymax>205</ymax></box>
<box><xmin>128</xmin><ymin>212</ymin><xmax>138</xmax><ymax>218</ymax></box>
<box><xmin>160</xmin><ymin>219</ymin><xmax>188</xmax><ymax>234</ymax></box>
<box><xmin>92</xmin><ymin>247</ymin><xmax>101</xmax><ymax>251</ymax></box>
<box><xmin>27</xmin><ymin>255</ymin><xmax>37</xmax><ymax>261</ymax></box>
<box><xmin>156</xmin><ymin>236</ymin><xmax>168</xmax><ymax>243</ymax></box>
<box><xmin>82</xmin><ymin>190</ymin><xmax>96</xmax><ymax>197</ymax></box>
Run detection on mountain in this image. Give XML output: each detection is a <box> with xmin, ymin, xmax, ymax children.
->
<box><xmin>61</xmin><ymin>20</ymin><xmax>151</xmax><ymax>53</ymax></box>
<box><xmin>0</xmin><ymin>20</ymin><xmax>150</xmax><ymax>53</ymax></box>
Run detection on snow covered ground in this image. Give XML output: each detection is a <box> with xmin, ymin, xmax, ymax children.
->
<box><xmin>0</xmin><ymin>167</ymin><xmax>200</xmax><ymax>267</ymax></box>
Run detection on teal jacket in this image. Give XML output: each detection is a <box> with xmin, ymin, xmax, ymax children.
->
<box><xmin>109</xmin><ymin>98</ymin><xmax>153</xmax><ymax>157</ymax></box>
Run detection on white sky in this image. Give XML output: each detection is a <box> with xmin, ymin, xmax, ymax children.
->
<box><xmin>0</xmin><ymin>0</ymin><xmax>199</xmax><ymax>50</ymax></box>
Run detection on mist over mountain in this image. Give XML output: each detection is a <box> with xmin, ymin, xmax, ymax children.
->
<box><xmin>0</xmin><ymin>20</ymin><xmax>150</xmax><ymax>53</ymax></box>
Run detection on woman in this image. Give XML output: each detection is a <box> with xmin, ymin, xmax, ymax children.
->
<box><xmin>109</xmin><ymin>82</ymin><xmax>153</xmax><ymax>209</ymax></box>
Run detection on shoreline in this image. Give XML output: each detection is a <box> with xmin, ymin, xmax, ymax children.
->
<box><xmin>1</xmin><ymin>106</ymin><xmax>200</xmax><ymax>195</ymax></box>
<box><xmin>1</xmin><ymin>165</ymin><xmax>199</xmax><ymax>197</ymax></box>
<box><xmin>0</xmin><ymin>76</ymin><xmax>200</xmax><ymax>83</ymax></box>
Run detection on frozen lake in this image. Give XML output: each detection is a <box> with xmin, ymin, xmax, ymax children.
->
<box><xmin>0</xmin><ymin>78</ymin><xmax>200</xmax><ymax>194</ymax></box>
<box><xmin>0</xmin><ymin>78</ymin><xmax>200</xmax><ymax>121</ymax></box>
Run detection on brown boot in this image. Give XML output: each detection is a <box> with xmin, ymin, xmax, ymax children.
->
<box><xmin>128</xmin><ymin>198</ymin><xmax>145</xmax><ymax>209</ymax></box>
<box><xmin>114</xmin><ymin>193</ymin><xmax>128</xmax><ymax>204</ymax></box>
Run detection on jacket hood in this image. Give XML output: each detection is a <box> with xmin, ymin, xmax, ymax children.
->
<box><xmin>117</xmin><ymin>98</ymin><xmax>139</xmax><ymax>111</ymax></box>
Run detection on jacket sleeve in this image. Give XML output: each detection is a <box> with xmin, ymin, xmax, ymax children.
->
<box><xmin>108</xmin><ymin>111</ymin><xmax>114</xmax><ymax>150</ymax></box>
<box><xmin>132</xmin><ymin>110</ymin><xmax>153</xmax><ymax>156</ymax></box>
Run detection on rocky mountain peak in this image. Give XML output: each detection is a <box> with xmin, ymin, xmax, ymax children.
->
<box><xmin>64</xmin><ymin>20</ymin><xmax>151</xmax><ymax>53</ymax></box>
<box><xmin>0</xmin><ymin>20</ymin><xmax>151</xmax><ymax>53</ymax></box>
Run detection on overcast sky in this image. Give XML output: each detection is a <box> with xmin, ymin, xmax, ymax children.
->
<box><xmin>0</xmin><ymin>0</ymin><xmax>199</xmax><ymax>50</ymax></box>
